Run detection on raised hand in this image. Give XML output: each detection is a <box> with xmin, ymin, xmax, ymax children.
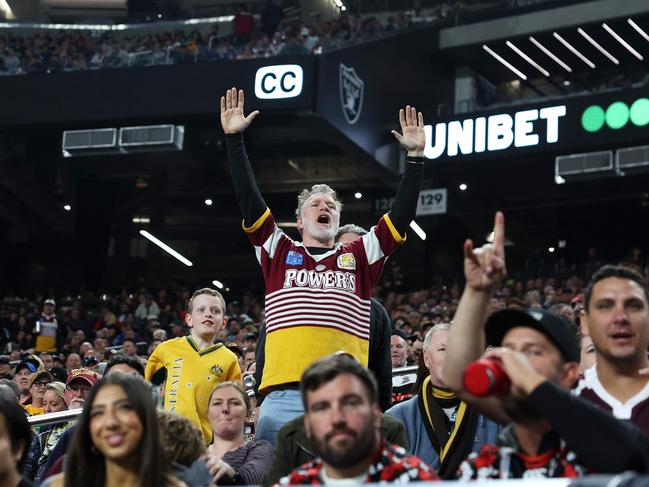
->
<box><xmin>463</xmin><ymin>211</ymin><xmax>507</xmax><ymax>292</ymax></box>
<box><xmin>391</xmin><ymin>105</ymin><xmax>426</xmax><ymax>157</ymax></box>
<box><xmin>220</xmin><ymin>87</ymin><xmax>259</xmax><ymax>134</ymax></box>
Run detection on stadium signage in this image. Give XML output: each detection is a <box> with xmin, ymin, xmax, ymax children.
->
<box><xmin>424</xmin><ymin>105</ymin><xmax>566</xmax><ymax>160</ymax></box>
<box><xmin>254</xmin><ymin>64</ymin><xmax>304</xmax><ymax>100</ymax></box>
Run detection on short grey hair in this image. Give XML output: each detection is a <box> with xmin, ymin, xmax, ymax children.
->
<box><xmin>423</xmin><ymin>323</ymin><xmax>451</xmax><ymax>352</ymax></box>
<box><xmin>295</xmin><ymin>184</ymin><xmax>343</xmax><ymax>219</ymax></box>
<box><xmin>0</xmin><ymin>379</ymin><xmax>19</xmax><ymax>401</ymax></box>
<box><xmin>336</xmin><ymin>224</ymin><xmax>368</xmax><ymax>241</ymax></box>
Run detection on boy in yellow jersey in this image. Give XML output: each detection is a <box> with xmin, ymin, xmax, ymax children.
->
<box><xmin>145</xmin><ymin>288</ymin><xmax>242</xmax><ymax>443</ymax></box>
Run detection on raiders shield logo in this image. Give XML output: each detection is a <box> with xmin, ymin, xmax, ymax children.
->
<box><xmin>339</xmin><ymin>63</ymin><xmax>364</xmax><ymax>125</ymax></box>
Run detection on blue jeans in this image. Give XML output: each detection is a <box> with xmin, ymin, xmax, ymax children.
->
<box><xmin>255</xmin><ymin>389</ymin><xmax>304</xmax><ymax>447</ymax></box>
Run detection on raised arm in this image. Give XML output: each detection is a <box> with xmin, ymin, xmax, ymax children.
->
<box><xmin>490</xmin><ymin>347</ymin><xmax>649</xmax><ymax>473</ymax></box>
<box><xmin>445</xmin><ymin>212</ymin><xmax>510</xmax><ymax>423</ymax></box>
<box><xmin>387</xmin><ymin>106</ymin><xmax>426</xmax><ymax>235</ymax></box>
<box><xmin>221</xmin><ymin>87</ymin><xmax>267</xmax><ymax>226</ymax></box>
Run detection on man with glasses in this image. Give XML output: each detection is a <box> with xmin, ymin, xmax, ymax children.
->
<box><xmin>38</xmin><ymin>368</ymin><xmax>100</xmax><ymax>482</ymax></box>
<box><xmin>63</xmin><ymin>368</ymin><xmax>99</xmax><ymax>410</ymax></box>
<box><xmin>24</xmin><ymin>370</ymin><xmax>53</xmax><ymax>416</ymax></box>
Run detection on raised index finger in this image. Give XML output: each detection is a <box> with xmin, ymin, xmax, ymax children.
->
<box><xmin>493</xmin><ymin>211</ymin><xmax>505</xmax><ymax>255</ymax></box>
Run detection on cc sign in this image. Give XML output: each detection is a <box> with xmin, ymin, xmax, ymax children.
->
<box><xmin>254</xmin><ymin>64</ymin><xmax>303</xmax><ymax>99</ymax></box>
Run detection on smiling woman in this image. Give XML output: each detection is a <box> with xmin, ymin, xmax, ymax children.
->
<box><xmin>48</xmin><ymin>374</ymin><xmax>185</xmax><ymax>487</ymax></box>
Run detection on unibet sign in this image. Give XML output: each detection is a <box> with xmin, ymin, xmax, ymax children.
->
<box><xmin>423</xmin><ymin>106</ymin><xmax>566</xmax><ymax>160</ymax></box>
<box><xmin>581</xmin><ymin>97</ymin><xmax>649</xmax><ymax>133</ymax></box>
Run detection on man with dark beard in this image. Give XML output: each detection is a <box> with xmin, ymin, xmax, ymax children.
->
<box><xmin>445</xmin><ymin>212</ymin><xmax>649</xmax><ymax>479</ymax></box>
<box><xmin>275</xmin><ymin>354</ymin><xmax>438</xmax><ymax>485</ymax></box>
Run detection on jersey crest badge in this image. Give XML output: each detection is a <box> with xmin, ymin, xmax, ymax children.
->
<box><xmin>285</xmin><ymin>250</ymin><xmax>304</xmax><ymax>266</ymax></box>
<box><xmin>210</xmin><ymin>364</ymin><xmax>224</xmax><ymax>377</ymax></box>
<box><xmin>337</xmin><ymin>253</ymin><xmax>356</xmax><ymax>270</ymax></box>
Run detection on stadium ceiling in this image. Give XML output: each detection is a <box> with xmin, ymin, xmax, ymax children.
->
<box><xmin>442</xmin><ymin>14</ymin><xmax>649</xmax><ymax>95</ymax></box>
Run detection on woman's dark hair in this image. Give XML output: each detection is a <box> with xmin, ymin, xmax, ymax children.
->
<box><xmin>0</xmin><ymin>397</ymin><xmax>31</xmax><ymax>471</ymax></box>
<box><xmin>64</xmin><ymin>374</ymin><xmax>168</xmax><ymax>487</ymax></box>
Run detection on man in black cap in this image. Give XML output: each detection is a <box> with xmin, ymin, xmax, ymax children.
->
<box><xmin>445</xmin><ymin>212</ymin><xmax>649</xmax><ymax>479</ymax></box>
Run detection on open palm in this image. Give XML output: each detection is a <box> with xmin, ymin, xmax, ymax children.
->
<box><xmin>391</xmin><ymin>105</ymin><xmax>426</xmax><ymax>156</ymax></box>
<box><xmin>220</xmin><ymin>87</ymin><xmax>259</xmax><ymax>134</ymax></box>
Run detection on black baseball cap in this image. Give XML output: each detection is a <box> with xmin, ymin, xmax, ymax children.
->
<box><xmin>0</xmin><ymin>356</ymin><xmax>10</xmax><ymax>365</ymax></box>
<box><xmin>485</xmin><ymin>308</ymin><xmax>580</xmax><ymax>363</ymax></box>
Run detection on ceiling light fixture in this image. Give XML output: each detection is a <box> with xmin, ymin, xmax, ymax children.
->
<box><xmin>482</xmin><ymin>44</ymin><xmax>527</xmax><ymax>80</ymax></box>
<box><xmin>409</xmin><ymin>221</ymin><xmax>427</xmax><ymax>240</ymax></box>
<box><xmin>139</xmin><ymin>230</ymin><xmax>193</xmax><ymax>267</ymax></box>
<box><xmin>0</xmin><ymin>0</ymin><xmax>14</xmax><ymax>19</ymax></box>
<box><xmin>628</xmin><ymin>18</ymin><xmax>649</xmax><ymax>43</ymax></box>
<box><xmin>354</xmin><ymin>192</ymin><xmax>362</xmax><ymax>199</ymax></box>
<box><xmin>506</xmin><ymin>41</ymin><xmax>550</xmax><ymax>76</ymax></box>
<box><xmin>529</xmin><ymin>36</ymin><xmax>572</xmax><ymax>72</ymax></box>
<box><xmin>212</xmin><ymin>280</ymin><xmax>224</xmax><ymax>289</ymax></box>
<box><xmin>553</xmin><ymin>32</ymin><xmax>595</xmax><ymax>68</ymax></box>
<box><xmin>603</xmin><ymin>23</ymin><xmax>644</xmax><ymax>61</ymax></box>
<box><xmin>578</xmin><ymin>27</ymin><xmax>619</xmax><ymax>64</ymax></box>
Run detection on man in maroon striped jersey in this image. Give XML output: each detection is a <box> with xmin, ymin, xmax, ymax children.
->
<box><xmin>220</xmin><ymin>87</ymin><xmax>426</xmax><ymax>445</ymax></box>
<box><xmin>576</xmin><ymin>265</ymin><xmax>649</xmax><ymax>437</ymax></box>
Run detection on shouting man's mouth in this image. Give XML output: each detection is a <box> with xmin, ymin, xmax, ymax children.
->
<box><xmin>317</xmin><ymin>214</ymin><xmax>330</xmax><ymax>225</ymax></box>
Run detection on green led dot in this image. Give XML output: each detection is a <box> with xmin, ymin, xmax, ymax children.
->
<box><xmin>581</xmin><ymin>105</ymin><xmax>605</xmax><ymax>132</ymax></box>
<box><xmin>630</xmin><ymin>98</ymin><xmax>649</xmax><ymax>127</ymax></box>
<box><xmin>606</xmin><ymin>101</ymin><xmax>629</xmax><ymax>130</ymax></box>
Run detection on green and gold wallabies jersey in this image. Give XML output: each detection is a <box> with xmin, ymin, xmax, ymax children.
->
<box><xmin>145</xmin><ymin>336</ymin><xmax>241</xmax><ymax>443</ymax></box>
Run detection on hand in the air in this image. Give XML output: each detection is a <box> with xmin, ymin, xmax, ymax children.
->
<box><xmin>464</xmin><ymin>211</ymin><xmax>507</xmax><ymax>292</ymax></box>
<box><xmin>391</xmin><ymin>105</ymin><xmax>426</xmax><ymax>157</ymax></box>
<box><xmin>220</xmin><ymin>87</ymin><xmax>259</xmax><ymax>134</ymax></box>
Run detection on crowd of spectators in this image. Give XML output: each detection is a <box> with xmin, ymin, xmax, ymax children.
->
<box><xmin>1</xmin><ymin>246</ymin><xmax>645</xmax><ymax>366</ymax></box>
<box><xmin>0</xmin><ymin>10</ymin><xmax>426</xmax><ymax>76</ymax></box>
<box><xmin>0</xmin><ymin>241</ymin><xmax>648</xmax><ymax>485</ymax></box>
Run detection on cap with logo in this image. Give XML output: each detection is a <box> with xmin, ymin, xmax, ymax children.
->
<box><xmin>30</xmin><ymin>370</ymin><xmax>54</xmax><ymax>387</ymax></box>
<box><xmin>66</xmin><ymin>368</ymin><xmax>100</xmax><ymax>387</ymax></box>
<box><xmin>485</xmin><ymin>308</ymin><xmax>580</xmax><ymax>363</ymax></box>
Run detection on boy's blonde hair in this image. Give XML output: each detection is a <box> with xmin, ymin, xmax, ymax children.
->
<box><xmin>187</xmin><ymin>288</ymin><xmax>226</xmax><ymax>314</ymax></box>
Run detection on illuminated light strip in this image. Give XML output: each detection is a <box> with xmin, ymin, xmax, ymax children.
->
<box><xmin>628</xmin><ymin>18</ymin><xmax>649</xmax><ymax>43</ymax></box>
<box><xmin>578</xmin><ymin>27</ymin><xmax>619</xmax><ymax>64</ymax></box>
<box><xmin>139</xmin><ymin>230</ymin><xmax>193</xmax><ymax>266</ymax></box>
<box><xmin>529</xmin><ymin>36</ymin><xmax>572</xmax><ymax>72</ymax></box>
<box><xmin>553</xmin><ymin>32</ymin><xmax>595</xmax><ymax>68</ymax></box>
<box><xmin>410</xmin><ymin>221</ymin><xmax>427</xmax><ymax>241</ymax></box>
<box><xmin>506</xmin><ymin>40</ymin><xmax>549</xmax><ymax>77</ymax></box>
<box><xmin>482</xmin><ymin>44</ymin><xmax>527</xmax><ymax>80</ymax></box>
<box><xmin>0</xmin><ymin>15</ymin><xmax>234</xmax><ymax>30</ymax></box>
<box><xmin>603</xmin><ymin>23</ymin><xmax>644</xmax><ymax>61</ymax></box>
